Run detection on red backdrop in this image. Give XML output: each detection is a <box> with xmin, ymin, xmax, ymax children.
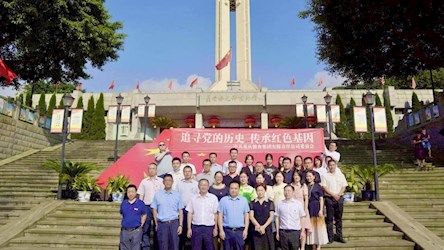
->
<box><xmin>97</xmin><ymin>128</ymin><xmax>325</xmax><ymax>188</ymax></box>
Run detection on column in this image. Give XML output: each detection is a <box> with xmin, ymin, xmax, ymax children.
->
<box><xmin>214</xmin><ymin>0</ymin><xmax>231</xmax><ymax>90</ymax></box>
<box><xmin>261</xmin><ymin>112</ymin><xmax>268</xmax><ymax>129</ymax></box>
<box><xmin>236</xmin><ymin>0</ymin><xmax>251</xmax><ymax>83</ymax></box>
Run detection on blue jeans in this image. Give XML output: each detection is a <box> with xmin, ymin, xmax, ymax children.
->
<box><xmin>223</xmin><ymin>227</ymin><xmax>244</xmax><ymax>250</ymax></box>
<box><xmin>157</xmin><ymin>219</ymin><xmax>180</xmax><ymax>250</ymax></box>
<box><xmin>191</xmin><ymin>225</ymin><xmax>214</xmax><ymax>250</ymax></box>
<box><xmin>142</xmin><ymin>205</ymin><xmax>158</xmax><ymax>250</ymax></box>
<box><xmin>120</xmin><ymin>227</ymin><xmax>143</xmax><ymax>250</ymax></box>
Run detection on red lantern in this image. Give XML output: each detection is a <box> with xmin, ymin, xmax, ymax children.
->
<box><xmin>270</xmin><ymin>116</ymin><xmax>282</xmax><ymax>128</ymax></box>
<box><xmin>307</xmin><ymin>116</ymin><xmax>317</xmax><ymax>127</ymax></box>
<box><xmin>244</xmin><ymin>116</ymin><xmax>256</xmax><ymax>128</ymax></box>
<box><xmin>185</xmin><ymin>116</ymin><xmax>195</xmax><ymax>128</ymax></box>
<box><xmin>208</xmin><ymin>117</ymin><xmax>220</xmax><ymax>128</ymax></box>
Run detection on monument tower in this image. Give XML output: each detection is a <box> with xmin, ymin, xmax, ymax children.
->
<box><xmin>210</xmin><ymin>0</ymin><xmax>258</xmax><ymax>91</ymax></box>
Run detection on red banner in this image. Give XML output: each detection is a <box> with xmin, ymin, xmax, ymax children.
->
<box><xmin>97</xmin><ymin>128</ymin><xmax>325</xmax><ymax>188</ymax></box>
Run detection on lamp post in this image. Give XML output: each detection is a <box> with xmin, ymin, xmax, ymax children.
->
<box><xmin>324</xmin><ymin>93</ymin><xmax>333</xmax><ymax>142</ymax></box>
<box><xmin>114</xmin><ymin>94</ymin><xmax>124</xmax><ymax>162</ymax></box>
<box><xmin>364</xmin><ymin>90</ymin><xmax>379</xmax><ymax>201</ymax></box>
<box><xmin>301</xmin><ymin>94</ymin><xmax>308</xmax><ymax>128</ymax></box>
<box><xmin>57</xmin><ymin>93</ymin><xmax>75</xmax><ymax>200</ymax></box>
<box><xmin>143</xmin><ymin>95</ymin><xmax>150</xmax><ymax>143</ymax></box>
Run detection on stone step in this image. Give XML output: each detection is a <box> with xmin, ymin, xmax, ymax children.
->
<box><xmin>24</xmin><ymin>228</ymin><xmax>120</xmax><ymax>238</ymax></box>
<box><xmin>0</xmin><ymin>193</ymin><xmax>56</xmax><ymax>199</ymax></box>
<box><xmin>420</xmin><ymin>221</ymin><xmax>444</xmax><ymax>228</ymax></box>
<box><xmin>7</xmin><ymin>236</ymin><xmax>119</xmax><ymax>249</ymax></box>
<box><xmin>380</xmin><ymin>195</ymin><xmax>444</xmax><ymax>200</ymax></box>
<box><xmin>0</xmin><ymin>205</ymin><xmax>34</xmax><ymax>211</ymax></box>
<box><xmin>342</xmin><ymin>229</ymin><xmax>404</xmax><ymax>241</ymax></box>
<box><xmin>55</xmin><ymin>207</ymin><xmax>119</xmax><ymax>214</ymax></box>
<box><xmin>0</xmin><ymin>176</ymin><xmax>58</xmax><ymax>181</ymax></box>
<box><xmin>380</xmin><ymin>190</ymin><xmax>444</xmax><ymax>195</ymax></box>
<box><xmin>0</xmin><ymin>187</ymin><xmax>55</xmax><ymax>192</ymax></box>
<box><xmin>322</xmin><ymin>239</ymin><xmax>414</xmax><ymax>249</ymax></box>
<box><xmin>47</xmin><ymin>213</ymin><xmax>121</xmax><ymax>220</ymax></box>
<box><xmin>0</xmin><ymin>183</ymin><xmax>56</xmax><ymax>189</ymax></box>
<box><xmin>0</xmin><ymin>180</ymin><xmax>58</xmax><ymax>186</ymax></box>
<box><xmin>35</xmin><ymin>221</ymin><xmax>120</xmax><ymax>230</ymax></box>
<box><xmin>342</xmin><ymin>214</ymin><xmax>385</xmax><ymax>223</ymax></box>
<box><xmin>393</xmin><ymin>200</ymin><xmax>444</xmax><ymax>206</ymax></box>
<box><xmin>402</xmin><ymin>207</ymin><xmax>444</xmax><ymax>213</ymax></box>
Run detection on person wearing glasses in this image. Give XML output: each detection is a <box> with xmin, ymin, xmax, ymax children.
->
<box><xmin>155</xmin><ymin>142</ymin><xmax>173</xmax><ymax>176</ymax></box>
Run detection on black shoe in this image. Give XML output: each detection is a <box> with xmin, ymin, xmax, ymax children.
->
<box><xmin>327</xmin><ymin>240</ymin><xmax>334</xmax><ymax>244</ymax></box>
<box><xmin>335</xmin><ymin>238</ymin><xmax>346</xmax><ymax>243</ymax></box>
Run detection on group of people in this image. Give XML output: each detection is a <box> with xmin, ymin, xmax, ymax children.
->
<box><xmin>119</xmin><ymin>142</ymin><xmax>348</xmax><ymax>250</ymax></box>
<box><xmin>413</xmin><ymin>127</ymin><xmax>433</xmax><ymax>170</ymax></box>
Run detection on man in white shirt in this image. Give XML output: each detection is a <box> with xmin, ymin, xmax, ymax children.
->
<box><xmin>177</xmin><ymin>166</ymin><xmax>199</xmax><ymax>250</ymax></box>
<box><xmin>222</xmin><ymin>148</ymin><xmax>243</xmax><ymax>175</ymax></box>
<box><xmin>179</xmin><ymin>151</ymin><xmax>197</xmax><ymax>174</ymax></box>
<box><xmin>169</xmin><ymin>158</ymin><xmax>184</xmax><ymax>190</ymax></box>
<box><xmin>322</xmin><ymin>142</ymin><xmax>340</xmax><ymax>169</ymax></box>
<box><xmin>321</xmin><ymin>159</ymin><xmax>347</xmax><ymax>244</ymax></box>
<box><xmin>275</xmin><ymin>185</ymin><xmax>306</xmax><ymax>250</ymax></box>
<box><xmin>186</xmin><ymin>179</ymin><xmax>219</xmax><ymax>250</ymax></box>
<box><xmin>154</xmin><ymin>141</ymin><xmax>173</xmax><ymax>176</ymax></box>
<box><xmin>137</xmin><ymin>163</ymin><xmax>164</xmax><ymax>250</ymax></box>
<box><xmin>209</xmin><ymin>152</ymin><xmax>223</xmax><ymax>173</ymax></box>
<box><xmin>196</xmin><ymin>159</ymin><xmax>215</xmax><ymax>185</ymax></box>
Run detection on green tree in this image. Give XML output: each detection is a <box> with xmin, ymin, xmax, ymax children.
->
<box><xmin>25</xmin><ymin>81</ymin><xmax>78</xmax><ymax>94</ymax></box>
<box><xmin>334</xmin><ymin>94</ymin><xmax>349</xmax><ymax>138</ymax></box>
<box><xmin>375</xmin><ymin>93</ymin><xmax>382</xmax><ymax>106</ymax></box>
<box><xmin>347</xmin><ymin>98</ymin><xmax>358</xmax><ymax>139</ymax></box>
<box><xmin>412</xmin><ymin>92</ymin><xmax>421</xmax><ymax>112</ymax></box>
<box><xmin>300</xmin><ymin>1</ymin><xmax>444</xmax><ymax>85</ymax></box>
<box><xmin>58</xmin><ymin>95</ymin><xmax>65</xmax><ymax>108</ymax></box>
<box><xmin>81</xmin><ymin>96</ymin><xmax>95</xmax><ymax>139</ymax></box>
<box><xmin>37</xmin><ymin>94</ymin><xmax>47</xmax><ymax>115</ymax></box>
<box><xmin>383</xmin><ymin>93</ymin><xmax>394</xmax><ymax>134</ymax></box>
<box><xmin>25</xmin><ymin>92</ymin><xmax>32</xmax><ymax>107</ymax></box>
<box><xmin>71</xmin><ymin>96</ymin><xmax>84</xmax><ymax>140</ymax></box>
<box><xmin>17</xmin><ymin>93</ymin><xmax>23</xmax><ymax>104</ymax></box>
<box><xmin>0</xmin><ymin>0</ymin><xmax>125</xmax><ymax>88</ymax></box>
<box><xmin>47</xmin><ymin>94</ymin><xmax>56</xmax><ymax>117</ymax></box>
<box><xmin>93</xmin><ymin>93</ymin><xmax>106</xmax><ymax>140</ymax></box>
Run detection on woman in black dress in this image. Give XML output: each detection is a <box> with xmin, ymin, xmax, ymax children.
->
<box><xmin>249</xmin><ymin>183</ymin><xmax>275</xmax><ymax>250</ymax></box>
<box><xmin>305</xmin><ymin>170</ymin><xmax>328</xmax><ymax>249</ymax></box>
<box><xmin>413</xmin><ymin>130</ymin><xmax>427</xmax><ymax>170</ymax></box>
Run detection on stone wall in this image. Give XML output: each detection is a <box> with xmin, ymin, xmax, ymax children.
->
<box><xmin>0</xmin><ymin>115</ymin><xmax>62</xmax><ymax>160</ymax></box>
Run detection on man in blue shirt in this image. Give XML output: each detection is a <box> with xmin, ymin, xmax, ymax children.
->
<box><xmin>152</xmin><ymin>174</ymin><xmax>184</xmax><ymax>250</ymax></box>
<box><xmin>120</xmin><ymin>184</ymin><xmax>147</xmax><ymax>250</ymax></box>
<box><xmin>218</xmin><ymin>180</ymin><xmax>250</xmax><ymax>250</ymax></box>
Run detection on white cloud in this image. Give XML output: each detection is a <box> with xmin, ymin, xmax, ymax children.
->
<box><xmin>139</xmin><ymin>74</ymin><xmax>213</xmax><ymax>92</ymax></box>
<box><xmin>305</xmin><ymin>71</ymin><xmax>347</xmax><ymax>89</ymax></box>
<box><xmin>0</xmin><ymin>86</ymin><xmax>19</xmax><ymax>98</ymax></box>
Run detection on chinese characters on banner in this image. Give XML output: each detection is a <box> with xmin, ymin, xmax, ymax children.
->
<box><xmin>137</xmin><ymin>104</ymin><xmax>156</xmax><ymax>118</ymax></box>
<box><xmin>170</xmin><ymin>128</ymin><xmax>325</xmax><ymax>152</ymax></box>
<box><xmin>69</xmin><ymin>109</ymin><xmax>83</xmax><ymax>133</ymax></box>
<box><xmin>50</xmin><ymin>109</ymin><xmax>65</xmax><ymax>133</ymax></box>
<box><xmin>353</xmin><ymin>107</ymin><xmax>368</xmax><ymax>132</ymax></box>
<box><xmin>331</xmin><ymin>105</ymin><xmax>341</xmax><ymax>123</ymax></box>
<box><xmin>108</xmin><ymin>105</ymin><xmax>131</xmax><ymax>123</ymax></box>
<box><xmin>316</xmin><ymin>105</ymin><xmax>327</xmax><ymax>123</ymax></box>
<box><xmin>373</xmin><ymin>107</ymin><xmax>387</xmax><ymax>133</ymax></box>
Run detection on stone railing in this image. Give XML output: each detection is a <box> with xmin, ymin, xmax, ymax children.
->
<box><xmin>0</xmin><ymin>95</ymin><xmax>51</xmax><ymax>129</ymax></box>
<box><xmin>394</xmin><ymin>94</ymin><xmax>444</xmax><ymax>134</ymax></box>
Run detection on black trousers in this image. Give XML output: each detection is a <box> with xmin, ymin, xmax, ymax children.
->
<box><xmin>325</xmin><ymin>196</ymin><xmax>344</xmax><ymax>241</ymax></box>
<box><xmin>279</xmin><ymin>229</ymin><xmax>300</xmax><ymax>250</ymax></box>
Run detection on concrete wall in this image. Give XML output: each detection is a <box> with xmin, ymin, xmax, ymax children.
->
<box><xmin>0</xmin><ymin>115</ymin><xmax>62</xmax><ymax>160</ymax></box>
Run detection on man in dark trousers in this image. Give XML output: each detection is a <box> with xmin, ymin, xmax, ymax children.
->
<box><xmin>120</xmin><ymin>184</ymin><xmax>147</xmax><ymax>250</ymax></box>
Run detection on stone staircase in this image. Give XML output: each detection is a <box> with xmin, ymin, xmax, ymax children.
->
<box><xmin>380</xmin><ymin>168</ymin><xmax>444</xmax><ymax>240</ymax></box>
<box><xmin>0</xmin><ymin>140</ymin><xmax>139</xmax><ymax>228</ymax></box>
<box><xmin>1</xmin><ymin>202</ymin><xmax>120</xmax><ymax>250</ymax></box>
<box><xmin>323</xmin><ymin>202</ymin><xmax>414</xmax><ymax>249</ymax></box>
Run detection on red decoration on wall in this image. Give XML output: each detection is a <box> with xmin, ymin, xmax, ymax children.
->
<box><xmin>208</xmin><ymin>117</ymin><xmax>220</xmax><ymax>128</ymax></box>
<box><xmin>185</xmin><ymin>116</ymin><xmax>195</xmax><ymax>128</ymax></box>
<box><xmin>244</xmin><ymin>116</ymin><xmax>256</xmax><ymax>128</ymax></box>
<box><xmin>270</xmin><ymin>116</ymin><xmax>282</xmax><ymax>128</ymax></box>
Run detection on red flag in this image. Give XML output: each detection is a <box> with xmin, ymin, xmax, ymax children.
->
<box><xmin>0</xmin><ymin>58</ymin><xmax>17</xmax><ymax>84</ymax></box>
<box><xmin>411</xmin><ymin>77</ymin><xmax>416</xmax><ymax>89</ymax></box>
<box><xmin>290</xmin><ymin>77</ymin><xmax>295</xmax><ymax>87</ymax></box>
<box><xmin>136</xmin><ymin>81</ymin><xmax>140</xmax><ymax>92</ymax></box>
<box><xmin>215</xmin><ymin>49</ymin><xmax>232</xmax><ymax>70</ymax></box>
<box><xmin>317</xmin><ymin>78</ymin><xmax>324</xmax><ymax>87</ymax></box>
<box><xmin>76</xmin><ymin>83</ymin><xmax>82</xmax><ymax>91</ymax></box>
<box><xmin>190</xmin><ymin>78</ymin><xmax>198</xmax><ymax>88</ymax></box>
<box><xmin>168</xmin><ymin>80</ymin><xmax>173</xmax><ymax>90</ymax></box>
<box><xmin>258</xmin><ymin>78</ymin><xmax>262</xmax><ymax>89</ymax></box>
<box><xmin>380</xmin><ymin>76</ymin><xmax>385</xmax><ymax>86</ymax></box>
<box><xmin>108</xmin><ymin>81</ymin><xmax>115</xmax><ymax>90</ymax></box>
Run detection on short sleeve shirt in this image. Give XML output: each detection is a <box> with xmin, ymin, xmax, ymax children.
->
<box><xmin>250</xmin><ymin>199</ymin><xmax>275</xmax><ymax>226</ymax></box>
<box><xmin>120</xmin><ymin>198</ymin><xmax>148</xmax><ymax>228</ymax></box>
<box><xmin>151</xmin><ymin>189</ymin><xmax>184</xmax><ymax>222</ymax></box>
<box><xmin>155</xmin><ymin>153</ymin><xmax>173</xmax><ymax>176</ymax></box>
<box><xmin>321</xmin><ymin>171</ymin><xmax>347</xmax><ymax>196</ymax></box>
<box><xmin>217</xmin><ymin>196</ymin><xmax>250</xmax><ymax>228</ymax></box>
<box><xmin>275</xmin><ymin>199</ymin><xmax>305</xmax><ymax>230</ymax></box>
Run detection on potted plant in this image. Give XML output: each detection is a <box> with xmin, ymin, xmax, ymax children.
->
<box><xmin>344</xmin><ymin>168</ymin><xmax>359</xmax><ymax>202</ymax></box>
<box><xmin>353</xmin><ymin>164</ymin><xmax>398</xmax><ymax>201</ymax></box>
<box><xmin>72</xmin><ymin>175</ymin><xmax>102</xmax><ymax>202</ymax></box>
<box><xmin>106</xmin><ymin>174</ymin><xmax>130</xmax><ymax>202</ymax></box>
<box><xmin>42</xmin><ymin>160</ymin><xmax>100</xmax><ymax>199</ymax></box>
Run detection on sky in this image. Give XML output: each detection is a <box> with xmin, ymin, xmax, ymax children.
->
<box><xmin>1</xmin><ymin>0</ymin><xmax>346</xmax><ymax>97</ymax></box>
